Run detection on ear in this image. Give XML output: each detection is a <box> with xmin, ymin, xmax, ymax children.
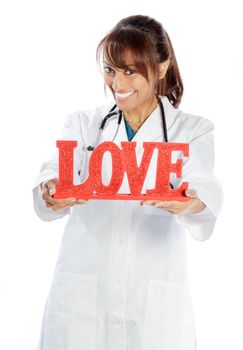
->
<box><xmin>158</xmin><ymin>58</ymin><xmax>170</xmax><ymax>79</ymax></box>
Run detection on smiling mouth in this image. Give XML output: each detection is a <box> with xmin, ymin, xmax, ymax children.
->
<box><xmin>115</xmin><ymin>90</ymin><xmax>136</xmax><ymax>101</ymax></box>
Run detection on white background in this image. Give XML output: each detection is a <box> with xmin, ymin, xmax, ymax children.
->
<box><xmin>0</xmin><ymin>0</ymin><xmax>242</xmax><ymax>349</ymax></box>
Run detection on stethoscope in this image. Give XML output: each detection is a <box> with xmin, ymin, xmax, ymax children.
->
<box><xmin>85</xmin><ymin>96</ymin><xmax>174</xmax><ymax>189</ymax></box>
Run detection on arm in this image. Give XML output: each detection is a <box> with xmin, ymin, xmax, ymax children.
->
<box><xmin>32</xmin><ymin>112</ymin><xmax>84</xmax><ymax>221</ymax></box>
<box><xmin>175</xmin><ymin>117</ymin><xmax>223</xmax><ymax>241</ymax></box>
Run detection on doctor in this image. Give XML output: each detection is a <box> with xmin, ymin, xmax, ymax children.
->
<box><xmin>33</xmin><ymin>14</ymin><xmax>223</xmax><ymax>350</ymax></box>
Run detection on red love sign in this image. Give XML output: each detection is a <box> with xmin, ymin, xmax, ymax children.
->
<box><xmin>53</xmin><ymin>141</ymin><xmax>190</xmax><ymax>201</ymax></box>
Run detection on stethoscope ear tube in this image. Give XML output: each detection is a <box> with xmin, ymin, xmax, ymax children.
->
<box><xmin>100</xmin><ymin>110</ymin><xmax>118</xmax><ymax>130</ymax></box>
<box><xmin>158</xmin><ymin>97</ymin><xmax>168</xmax><ymax>142</ymax></box>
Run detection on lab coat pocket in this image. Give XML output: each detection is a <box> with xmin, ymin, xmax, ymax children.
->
<box><xmin>141</xmin><ymin>278</ymin><xmax>196</xmax><ymax>350</ymax></box>
<box><xmin>42</xmin><ymin>272</ymin><xmax>98</xmax><ymax>350</ymax></box>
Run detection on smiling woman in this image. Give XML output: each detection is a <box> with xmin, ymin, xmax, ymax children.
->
<box><xmin>33</xmin><ymin>14</ymin><xmax>223</xmax><ymax>350</ymax></box>
<box><xmin>102</xmin><ymin>51</ymin><xmax>160</xmax><ymax>124</ymax></box>
<box><xmin>96</xmin><ymin>17</ymin><xmax>183</xmax><ymax>100</ymax></box>
<box><xmin>96</xmin><ymin>17</ymin><xmax>182</xmax><ymax>132</ymax></box>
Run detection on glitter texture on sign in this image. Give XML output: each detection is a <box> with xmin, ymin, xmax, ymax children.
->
<box><xmin>54</xmin><ymin>140</ymin><xmax>190</xmax><ymax>201</ymax></box>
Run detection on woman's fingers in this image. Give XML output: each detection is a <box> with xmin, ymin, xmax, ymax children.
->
<box><xmin>140</xmin><ymin>199</ymin><xmax>177</xmax><ymax>208</ymax></box>
<box><xmin>76</xmin><ymin>199</ymin><xmax>89</xmax><ymax>205</ymax></box>
<box><xmin>41</xmin><ymin>179</ymin><xmax>77</xmax><ymax>209</ymax></box>
<box><xmin>139</xmin><ymin>189</ymin><xmax>200</xmax><ymax>214</ymax></box>
<box><xmin>42</xmin><ymin>180</ymin><xmax>73</xmax><ymax>204</ymax></box>
<box><xmin>65</xmin><ymin>199</ymin><xmax>88</xmax><ymax>207</ymax></box>
<box><xmin>46</xmin><ymin>195</ymin><xmax>76</xmax><ymax>206</ymax></box>
<box><xmin>185</xmin><ymin>189</ymin><xmax>197</xmax><ymax>198</ymax></box>
<box><xmin>43</xmin><ymin>179</ymin><xmax>58</xmax><ymax>195</ymax></box>
<box><xmin>140</xmin><ymin>200</ymin><xmax>161</xmax><ymax>206</ymax></box>
<box><xmin>51</xmin><ymin>199</ymin><xmax>88</xmax><ymax>211</ymax></box>
<box><xmin>41</xmin><ymin>179</ymin><xmax>57</xmax><ymax>202</ymax></box>
<box><xmin>47</xmin><ymin>183</ymin><xmax>56</xmax><ymax>196</ymax></box>
<box><xmin>140</xmin><ymin>189</ymin><xmax>198</xmax><ymax>207</ymax></box>
<box><xmin>42</xmin><ymin>188</ymin><xmax>88</xmax><ymax>211</ymax></box>
<box><xmin>41</xmin><ymin>179</ymin><xmax>89</xmax><ymax>210</ymax></box>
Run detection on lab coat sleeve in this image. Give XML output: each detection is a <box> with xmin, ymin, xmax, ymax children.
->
<box><xmin>32</xmin><ymin>111</ymin><xmax>84</xmax><ymax>221</ymax></box>
<box><xmin>175</xmin><ymin>117</ymin><xmax>223</xmax><ymax>241</ymax></box>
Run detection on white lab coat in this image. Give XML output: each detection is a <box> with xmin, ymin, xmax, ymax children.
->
<box><xmin>33</xmin><ymin>95</ymin><xmax>223</xmax><ymax>350</ymax></box>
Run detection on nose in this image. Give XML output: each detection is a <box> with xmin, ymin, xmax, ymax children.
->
<box><xmin>111</xmin><ymin>72</ymin><xmax>126</xmax><ymax>92</ymax></box>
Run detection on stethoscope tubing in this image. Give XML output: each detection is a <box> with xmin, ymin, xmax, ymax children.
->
<box><xmin>105</xmin><ymin>97</ymin><xmax>168</xmax><ymax>139</ymax></box>
<box><xmin>86</xmin><ymin>97</ymin><xmax>174</xmax><ymax>189</ymax></box>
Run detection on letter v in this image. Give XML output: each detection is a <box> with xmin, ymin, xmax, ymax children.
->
<box><xmin>121</xmin><ymin>142</ymin><xmax>155</xmax><ymax>196</ymax></box>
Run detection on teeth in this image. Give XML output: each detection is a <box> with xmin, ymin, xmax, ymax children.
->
<box><xmin>115</xmin><ymin>91</ymin><xmax>135</xmax><ymax>99</ymax></box>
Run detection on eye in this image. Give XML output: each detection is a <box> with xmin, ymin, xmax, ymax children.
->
<box><xmin>124</xmin><ymin>69</ymin><xmax>135</xmax><ymax>75</ymax></box>
<box><xmin>103</xmin><ymin>66</ymin><xmax>114</xmax><ymax>74</ymax></box>
<box><xmin>103</xmin><ymin>65</ymin><xmax>136</xmax><ymax>76</ymax></box>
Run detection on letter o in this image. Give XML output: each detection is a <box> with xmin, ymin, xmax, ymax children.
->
<box><xmin>88</xmin><ymin>142</ymin><xmax>124</xmax><ymax>194</ymax></box>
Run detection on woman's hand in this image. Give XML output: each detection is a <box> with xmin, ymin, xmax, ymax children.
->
<box><xmin>140</xmin><ymin>189</ymin><xmax>206</xmax><ymax>215</ymax></box>
<box><xmin>41</xmin><ymin>178</ymin><xmax>88</xmax><ymax>212</ymax></box>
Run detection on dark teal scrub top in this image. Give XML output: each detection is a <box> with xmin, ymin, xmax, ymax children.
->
<box><xmin>124</xmin><ymin>119</ymin><xmax>136</xmax><ymax>141</ymax></box>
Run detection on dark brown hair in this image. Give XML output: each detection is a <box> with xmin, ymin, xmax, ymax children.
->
<box><xmin>96</xmin><ymin>15</ymin><xmax>183</xmax><ymax>108</ymax></box>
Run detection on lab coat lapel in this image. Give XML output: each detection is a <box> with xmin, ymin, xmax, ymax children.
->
<box><xmin>132</xmin><ymin>95</ymin><xmax>178</xmax><ymax>145</ymax></box>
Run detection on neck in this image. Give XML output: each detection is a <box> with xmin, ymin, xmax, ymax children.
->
<box><xmin>122</xmin><ymin>95</ymin><xmax>159</xmax><ymax>128</ymax></box>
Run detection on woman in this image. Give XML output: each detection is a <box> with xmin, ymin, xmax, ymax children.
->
<box><xmin>33</xmin><ymin>14</ymin><xmax>223</xmax><ymax>350</ymax></box>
